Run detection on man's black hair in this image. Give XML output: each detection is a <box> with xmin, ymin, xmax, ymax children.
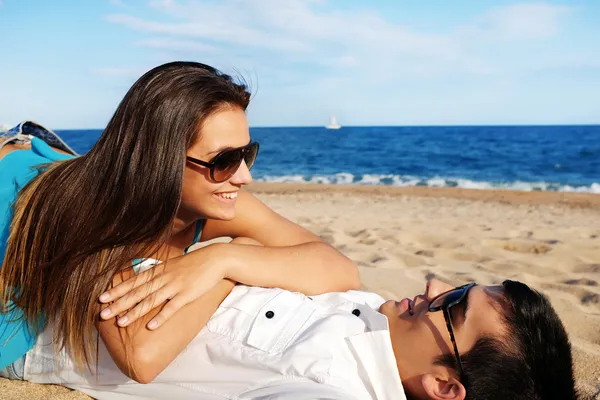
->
<box><xmin>434</xmin><ymin>280</ymin><xmax>578</xmax><ymax>400</ymax></box>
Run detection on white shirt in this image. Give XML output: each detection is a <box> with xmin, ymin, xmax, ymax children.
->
<box><xmin>24</xmin><ymin>263</ymin><xmax>406</xmax><ymax>399</ymax></box>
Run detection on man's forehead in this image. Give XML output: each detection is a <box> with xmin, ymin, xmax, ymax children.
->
<box><xmin>470</xmin><ymin>285</ymin><xmax>506</xmax><ymax>309</ymax></box>
<box><xmin>467</xmin><ymin>285</ymin><xmax>508</xmax><ymax>334</ymax></box>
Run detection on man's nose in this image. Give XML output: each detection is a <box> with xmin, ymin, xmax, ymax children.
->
<box><xmin>229</xmin><ymin>160</ymin><xmax>253</xmax><ymax>185</ymax></box>
<box><xmin>425</xmin><ymin>279</ymin><xmax>454</xmax><ymax>301</ymax></box>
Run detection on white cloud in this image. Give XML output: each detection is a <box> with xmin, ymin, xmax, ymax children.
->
<box><xmin>461</xmin><ymin>3</ymin><xmax>571</xmax><ymax>41</ymax></box>
<box><xmin>106</xmin><ymin>12</ymin><xmax>313</xmax><ymax>53</ymax></box>
<box><xmin>106</xmin><ymin>0</ymin><xmax>482</xmax><ymax>79</ymax></box>
<box><xmin>103</xmin><ymin>1</ymin><xmax>577</xmax><ymax>88</ymax></box>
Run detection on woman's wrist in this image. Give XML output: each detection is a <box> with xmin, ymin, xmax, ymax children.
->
<box><xmin>217</xmin><ymin>237</ymin><xmax>264</xmax><ymax>281</ymax></box>
<box><xmin>200</xmin><ymin>242</ymin><xmax>241</xmax><ymax>283</ymax></box>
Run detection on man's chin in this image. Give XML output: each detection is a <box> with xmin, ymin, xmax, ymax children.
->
<box><xmin>378</xmin><ymin>299</ymin><xmax>398</xmax><ymax>316</ymax></box>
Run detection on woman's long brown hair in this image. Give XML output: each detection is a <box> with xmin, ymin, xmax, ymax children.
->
<box><xmin>0</xmin><ymin>61</ymin><xmax>250</xmax><ymax>371</ymax></box>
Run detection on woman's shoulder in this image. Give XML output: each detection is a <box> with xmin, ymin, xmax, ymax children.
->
<box><xmin>0</xmin><ymin>141</ymin><xmax>72</xmax><ymax>163</ymax></box>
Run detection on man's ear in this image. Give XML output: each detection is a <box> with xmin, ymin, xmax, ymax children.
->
<box><xmin>421</xmin><ymin>373</ymin><xmax>466</xmax><ymax>400</ymax></box>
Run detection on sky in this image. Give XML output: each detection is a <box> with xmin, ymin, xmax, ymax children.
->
<box><xmin>0</xmin><ymin>0</ymin><xmax>599</xmax><ymax>129</ymax></box>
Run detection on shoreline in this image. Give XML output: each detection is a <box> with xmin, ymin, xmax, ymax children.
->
<box><xmin>247</xmin><ymin>182</ymin><xmax>600</xmax><ymax>209</ymax></box>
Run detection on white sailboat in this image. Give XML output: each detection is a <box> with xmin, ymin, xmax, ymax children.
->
<box><xmin>325</xmin><ymin>115</ymin><xmax>341</xmax><ymax>130</ymax></box>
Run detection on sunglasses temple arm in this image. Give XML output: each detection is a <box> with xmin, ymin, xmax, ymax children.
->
<box><xmin>444</xmin><ymin>309</ymin><xmax>465</xmax><ymax>379</ymax></box>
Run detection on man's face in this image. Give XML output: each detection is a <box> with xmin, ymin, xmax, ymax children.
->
<box><xmin>379</xmin><ymin>279</ymin><xmax>508</xmax><ymax>399</ymax></box>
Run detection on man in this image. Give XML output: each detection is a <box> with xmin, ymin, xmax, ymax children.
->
<box><xmin>18</xmin><ymin>278</ymin><xmax>577</xmax><ymax>399</ymax></box>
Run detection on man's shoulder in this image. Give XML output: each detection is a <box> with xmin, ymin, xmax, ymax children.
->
<box><xmin>227</xmin><ymin>285</ymin><xmax>386</xmax><ymax>311</ymax></box>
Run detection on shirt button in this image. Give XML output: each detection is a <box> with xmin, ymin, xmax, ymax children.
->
<box><xmin>352</xmin><ymin>309</ymin><xmax>361</xmax><ymax>317</ymax></box>
<box><xmin>265</xmin><ymin>311</ymin><xmax>275</xmax><ymax>319</ymax></box>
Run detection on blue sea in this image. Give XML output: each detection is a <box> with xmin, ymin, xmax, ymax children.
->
<box><xmin>56</xmin><ymin>125</ymin><xmax>600</xmax><ymax>193</ymax></box>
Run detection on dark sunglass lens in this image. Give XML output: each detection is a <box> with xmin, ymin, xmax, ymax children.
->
<box><xmin>213</xmin><ymin>149</ymin><xmax>243</xmax><ymax>182</ymax></box>
<box><xmin>244</xmin><ymin>143</ymin><xmax>259</xmax><ymax>170</ymax></box>
<box><xmin>430</xmin><ymin>288</ymin><xmax>464</xmax><ymax>309</ymax></box>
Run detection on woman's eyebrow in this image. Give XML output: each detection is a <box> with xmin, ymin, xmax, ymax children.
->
<box><xmin>206</xmin><ymin>140</ymin><xmax>252</xmax><ymax>156</ymax></box>
<box><xmin>206</xmin><ymin>146</ymin><xmax>234</xmax><ymax>156</ymax></box>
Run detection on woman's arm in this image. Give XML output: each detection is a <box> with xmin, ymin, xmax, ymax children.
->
<box><xmin>97</xmin><ymin>268</ymin><xmax>235</xmax><ymax>384</ymax></box>
<box><xmin>209</xmin><ymin>240</ymin><xmax>358</xmax><ymax>295</ymax></box>
<box><xmin>98</xmin><ymin>238</ymin><xmax>265</xmax><ymax>383</ymax></box>
<box><xmin>201</xmin><ymin>189</ymin><xmax>360</xmax><ymax>293</ymax></box>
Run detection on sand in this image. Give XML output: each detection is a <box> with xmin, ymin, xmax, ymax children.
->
<box><xmin>2</xmin><ymin>183</ymin><xmax>599</xmax><ymax>399</ymax></box>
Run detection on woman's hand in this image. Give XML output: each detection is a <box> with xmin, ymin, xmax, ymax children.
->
<box><xmin>98</xmin><ymin>237</ymin><xmax>262</xmax><ymax>330</ymax></box>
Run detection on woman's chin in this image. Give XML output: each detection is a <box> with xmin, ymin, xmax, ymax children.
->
<box><xmin>206</xmin><ymin>205</ymin><xmax>236</xmax><ymax>221</ymax></box>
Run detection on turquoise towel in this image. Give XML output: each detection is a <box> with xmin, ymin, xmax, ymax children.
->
<box><xmin>0</xmin><ymin>137</ymin><xmax>75</xmax><ymax>369</ymax></box>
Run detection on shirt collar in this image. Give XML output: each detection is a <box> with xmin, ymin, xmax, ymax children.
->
<box><xmin>346</xmin><ymin>304</ymin><xmax>407</xmax><ymax>400</ymax></box>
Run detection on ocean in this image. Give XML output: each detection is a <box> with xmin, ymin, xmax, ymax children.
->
<box><xmin>56</xmin><ymin>125</ymin><xmax>600</xmax><ymax>193</ymax></box>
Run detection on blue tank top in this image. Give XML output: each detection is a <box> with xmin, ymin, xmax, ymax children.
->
<box><xmin>0</xmin><ymin>137</ymin><xmax>75</xmax><ymax>370</ymax></box>
<box><xmin>131</xmin><ymin>219</ymin><xmax>204</xmax><ymax>271</ymax></box>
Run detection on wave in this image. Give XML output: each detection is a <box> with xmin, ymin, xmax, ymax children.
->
<box><xmin>256</xmin><ymin>173</ymin><xmax>600</xmax><ymax>193</ymax></box>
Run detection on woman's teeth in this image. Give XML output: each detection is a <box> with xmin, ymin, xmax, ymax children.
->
<box><xmin>215</xmin><ymin>192</ymin><xmax>237</xmax><ymax>200</ymax></box>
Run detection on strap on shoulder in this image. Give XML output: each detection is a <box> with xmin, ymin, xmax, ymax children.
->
<box><xmin>184</xmin><ymin>219</ymin><xmax>205</xmax><ymax>254</ymax></box>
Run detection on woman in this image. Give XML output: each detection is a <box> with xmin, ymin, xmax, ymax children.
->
<box><xmin>0</xmin><ymin>61</ymin><xmax>359</xmax><ymax>383</ymax></box>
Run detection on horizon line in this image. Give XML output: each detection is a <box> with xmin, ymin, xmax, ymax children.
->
<box><xmin>48</xmin><ymin>122</ymin><xmax>600</xmax><ymax>131</ymax></box>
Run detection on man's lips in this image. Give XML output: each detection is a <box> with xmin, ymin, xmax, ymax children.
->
<box><xmin>396</xmin><ymin>298</ymin><xmax>415</xmax><ymax>315</ymax></box>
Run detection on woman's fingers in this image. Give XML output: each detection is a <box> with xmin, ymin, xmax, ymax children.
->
<box><xmin>100</xmin><ymin>277</ymin><xmax>168</xmax><ymax>320</ymax></box>
<box><xmin>146</xmin><ymin>280</ymin><xmax>215</xmax><ymax>329</ymax></box>
<box><xmin>99</xmin><ymin>264</ymin><xmax>165</xmax><ymax>303</ymax></box>
<box><xmin>116</xmin><ymin>287</ymin><xmax>174</xmax><ymax>327</ymax></box>
<box><xmin>146</xmin><ymin>295</ymin><xmax>189</xmax><ymax>330</ymax></box>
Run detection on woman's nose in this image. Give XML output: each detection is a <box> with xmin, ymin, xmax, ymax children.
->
<box><xmin>229</xmin><ymin>160</ymin><xmax>253</xmax><ymax>185</ymax></box>
<box><xmin>425</xmin><ymin>279</ymin><xmax>454</xmax><ymax>301</ymax></box>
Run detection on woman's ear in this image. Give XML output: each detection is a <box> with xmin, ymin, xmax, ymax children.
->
<box><xmin>421</xmin><ymin>373</ymin><xmax>466</xmax><ymax>400</ymax></box>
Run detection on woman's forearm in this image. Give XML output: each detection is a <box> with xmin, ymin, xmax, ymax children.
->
<box><xmin>218</xmin><ymin>241</ymin><xmax>360</xmax><ymax>295</ymax></box>
<box><xmin>98</xmin><ymin>276</ymin><xmax>235</xmax><ymax>383</ymax></box>
<box><xmin>97</xmin><ymin>237</ymin><xmax>266</xmax><ymax>382</ymax></box>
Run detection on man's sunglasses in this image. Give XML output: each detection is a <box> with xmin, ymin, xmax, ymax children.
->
<box><xmin>428</xmin><ymin>282</ymin><xmax>477</xmax><ymax>380</ymax></box>
<box><xmin>186</xmin><ymin>141</ymin><xmax>259</xmax><ymax>183</ymax></box>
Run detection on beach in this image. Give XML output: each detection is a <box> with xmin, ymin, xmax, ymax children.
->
<box><xmin>2</xmin><ymin>183</ymin><xmax>599</xmax><ymax>398</ymax></box>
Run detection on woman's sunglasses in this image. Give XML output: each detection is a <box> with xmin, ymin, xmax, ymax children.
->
<box><xmin>428</xmin><ymin>282</ymin><xmax>477</xmax><ymax>380</ymax></box>
<box><xmin>186</xmin><ymin>141</ymin><xmax>259</xmax><ymax>183</ymax></box>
